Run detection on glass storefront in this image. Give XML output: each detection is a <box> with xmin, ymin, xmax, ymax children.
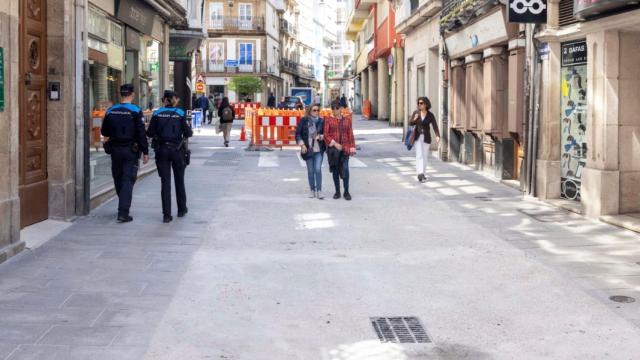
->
<box><xmin>88</xmin><ymin>15</ymin><xmax>164</xmax><ymax>197</ymax></box>
<box><xmin>560</xmin><ymin>40</ymin><xmax>588</xmax><ymax>201</ymax></box>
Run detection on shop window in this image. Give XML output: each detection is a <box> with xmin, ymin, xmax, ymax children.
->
<box><xmin>140</xmin><ymin>38</ymin><xmax>160</xmax><ymax>111</ymax></box>
<box><xmin>450</xmin><ymin>63</ymin><xmax>466</xmax><ymax>129</ymax></box>
<box><xmin>560</xmin><ymin>40</ymin><xmax>588</xmax><ymax>201</ymax></box>
<box><xmin>209</xmin><ymin>41</ymin><xmax>225</xmax><ymax>71</ymax></box>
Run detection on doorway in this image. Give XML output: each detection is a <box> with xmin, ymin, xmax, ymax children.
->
<box><xmin>19</xmin><ymin>0</ymin><xmax>49</xmax><ymax>227</ymax></box>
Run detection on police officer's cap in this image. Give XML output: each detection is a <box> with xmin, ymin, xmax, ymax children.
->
<box><xmin>120</xmin><ymin>84</ymin><xmax>135</xmax><ymax>95</ymax></box>
<box><xmin>163</xmin><ymin>90</ymin><xmax>177</xmax><ymax>99</ymax></box>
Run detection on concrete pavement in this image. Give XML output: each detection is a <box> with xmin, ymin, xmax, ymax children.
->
<box><xmin>1</xmin><ymin>117</ymin><xmax>640</xmax><ymax>359</ymax></box>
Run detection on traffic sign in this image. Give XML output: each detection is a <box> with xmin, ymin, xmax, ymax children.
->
<box><xmin>224</xmin><ymin>60</ymin><xmax>238</xmax><ymax>67</ymax></box>
<box><xmin>195</xmin><ymin>82</ymin><xmax>205</xmax><ymax>93</ymax></box>
<box><xmin>196</xmin><ymin>74</ymin><xmax>205</xmax><ymax>83</ymax></box>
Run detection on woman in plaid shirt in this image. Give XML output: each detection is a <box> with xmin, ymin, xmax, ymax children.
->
<box><xmin>324</xmin><ymin>101</ymin><xmax>356</xmax><ymax>200</ymax></box>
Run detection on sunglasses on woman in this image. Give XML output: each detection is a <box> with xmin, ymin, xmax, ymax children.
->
<box><xmin>418</xmin><ymin>102</ymin><xmax>424</xmax><ymax>105</ymax></box>
<box><xmin>312</xmin><ymin>108</ymin><xmax>319</xmax><ymax>112</ymax></box>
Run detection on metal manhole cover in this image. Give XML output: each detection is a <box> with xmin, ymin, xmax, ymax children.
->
<box><xmin>370</xmin><ymin>317</ymin><xmax>431</xmax><ymax>343</ymax></box>
<box><xmin>609</xmin><ymin>295</ymin><xmax>636</xmax><ymax>303</ymax></box>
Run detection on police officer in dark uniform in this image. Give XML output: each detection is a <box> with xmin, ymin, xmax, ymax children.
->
<box><xmin>147</xmin><ymin>90</ymin><xmax>193</xmax><ymax>223</ymax></box>
<box><xmin>101</xmin><ymin>84</ymin><xmax>150</xmax><ymax>223</ymax></box>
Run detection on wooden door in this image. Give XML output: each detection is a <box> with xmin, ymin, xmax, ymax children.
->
<box><xmin>19</xmin><ymin>0</ymin><xmax>48</xmax><ymax>227</ymax></box>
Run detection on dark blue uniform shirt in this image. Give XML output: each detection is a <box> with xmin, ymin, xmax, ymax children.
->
<box><xmin>101</xmin><ymin>103</ymin><xmax>149</xmax><ymax>155</ymax></box>
<box><xmin>147</xmin><ymin>107</ymin><xmax>193</xmax><ymax>144</ymax></box>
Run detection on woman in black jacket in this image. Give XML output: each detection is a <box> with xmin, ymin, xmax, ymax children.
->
<box><xmin>217</xmin><ymin>97</ymin><xmax>234</xmax><ymax>147</ymax></box>
<box><xmin>295</xmin><ymin>104</ymin><xmax>326</xmax><ymax>199</ymax></box>
<box><xmin>410</xmin><ymin>96</ymin><xmax>440</xmax><ymax>182</ymax></box>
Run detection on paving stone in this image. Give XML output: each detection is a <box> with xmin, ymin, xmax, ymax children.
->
<box><xmin>69</xmin><ymin>346</ymin><xmax>147</xmax><ymax>360</ymax></box>
<box><xmin>0</xmin><ymin>324</ymin><xmax>50</xmax><ymax>344</ymax></box>
<box><xmin>6</xmin><ymin>345</ymin><xmax>70</xmax><ymax>360</ymax></box>
<box><xmin>0</xmin><ymin>307</ymin><xmax>102</xmax><ymax>326</ymax></box>
<box><xmin>37</xmin><ymin>326</ymin><xmax>121</xmax><ymax>346</ymax></box>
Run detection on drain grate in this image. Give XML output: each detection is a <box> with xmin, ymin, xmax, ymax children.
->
<box><xmin>370</xmin><ymin>317</ymin><xmax>431</xmax><ymax>343</ymax></box>
<box><xmin>211</xmin><ymin>152</ymin><xmax>242</xmax><ymax>160</ymax></box>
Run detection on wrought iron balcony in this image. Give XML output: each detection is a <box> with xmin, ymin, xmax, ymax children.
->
<box><xmin>280</xmin><ymin>58</ymin><xmax>315</xmax><ymax>79</ymax></box>
<box><xmin>206</xmin><ymin>60</ymin><xmax>269</xmax><ymax>74</ymax></box>
<box><xmin>208</xmin><ymin>16</ymin><xmax>266</xmax><ymax>33</ymax></box>
<box><xmin>440</xmin><ymin>0</ymin><xmax>498</xmax><ymax>32</ymax></box>
<box><xmin>280</xmin><ymin>19</ymin><xmax>297</xmax><ymax>36</ymax></box>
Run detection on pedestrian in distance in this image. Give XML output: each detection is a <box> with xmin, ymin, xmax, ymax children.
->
<box><xmin>195</xmin><ymin>93</ymin><xmax>209</xmax><ymax>116</ymax></box>
<box><xmin>277</xmin><ymin>96</ymin><xmax>287</xmax><ymax>109</ymax></box>
<box><xmin>207</xmin><ymin>95</ymin><xmax>216</xmax><ymax>124</ymax></box>
<box><xmin>296</xmin><ymin>98</ymin><xmax>304</xmax><ymax>110</ymax></box>
<box><xmin>325</xmin><ymin>100</ymin><xmax>356</xmax><ymax>201</ymax></box>
<box><xmin>267</xmin><ymin>92</ymin><xmax>276</xmax><ymax>108</ymax></box>
<box><xmin>147</xmin><ymin>90</ymin><xmax>194</xmax><ymax>223</ymax></box>
<box><xmin>295</xmin><ymin>104</ymin><xmax>326</xmax><ymax>199</ymax></box>
<box><xmin>217</xmin><ymin>97</ymin><xmax>235</xmax><ymax>147</ymax></box>
<box><xmin>101</xmin><ymin>84</ymin><xmax>150</xmax><ymax>223</ymax></box>
<box><xmin>340</xmin><ymin>94</ymin><xmax>348</xmax><ymax>109</ymax></box>
<box><xmin>410</xmin><ymin>96</ymin><xmax>440</xmax><ymax>183</ymax></box>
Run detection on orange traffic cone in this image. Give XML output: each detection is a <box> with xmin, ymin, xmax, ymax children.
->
<box><xmin>240</xmin><ymin>126</ymin><xmax>247</xmax><ymax>141</ymax></box>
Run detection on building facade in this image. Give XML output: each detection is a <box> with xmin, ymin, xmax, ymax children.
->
<box><xmin>0</xmin><ymin>0</ymin><xmax>189</xmax><ymax>264</ymax></box>
<box><xmin>203</xmin><ymin>0</ymin><xmax>282</xmax><ymax>102</ymax></box>
<box><xmin>327</xmin><ymin>0</ymin><xmax>356</xmax><ymax>106</ymax></box>
<box><xmin>440</xmin><ymin>0</ymin><xmax>522</xmax><ymax>181</ymax></box>
<box><xmin>393</xmin><ymin>0</ymin><xmax>442</xmax><ymax>129</ymax></box>
<box><xmin>346</xmin><ymin>0</ymin><xmax>398</xmax><ymax>121</ymax></box>
<box><xmin>535</xmin><ymin>1</ymin><xmax>640</xmax><ymax>218</ymax></box>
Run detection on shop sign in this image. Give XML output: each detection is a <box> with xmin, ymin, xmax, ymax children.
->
<box><xmin>224</xmin><ymin>60</ymin><xmax>238</xmax><ymax>67</ymax></box>
<box><xmin>561</xmin><ymin>40</ymin><xmax>587</xmax><ymax>66</ymax></box>
<box><xmin>117</xmin><ymin>0</ymin><xmax>155</xmax><ymax>36</ymax></box>
<box><xmin>0</xmin><ymin>47</ymin><xmax>4</xmax><ymax>112</ymax></box>
<box><xmin>508</xmin><ymin>0</ymin><xmax>548</xmax><ymax>23</ymax></box>
<box><xmin>444</xmin><ymin>10</ymin><xmax>509</xmax><ymax>58</ymax></box>
<box><xmin>125</xmin><ymin>27</ymin><xmax>141</xmax><ymax>51</ymax></box>
<box><xmin>538</xmin><ymin>42</ymin><xmax>550</xmax><ymax>60</ymax></box>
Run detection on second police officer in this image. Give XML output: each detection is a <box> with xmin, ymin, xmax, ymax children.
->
<box><xmin>147</xmin><ymin>90</ymin><xmax>193</xmax><ymax>223</ymax></box>
<box><xmin>101</xmin><ymin>84</ymin><xmax>149</xmax><ymax>223</ymax></box>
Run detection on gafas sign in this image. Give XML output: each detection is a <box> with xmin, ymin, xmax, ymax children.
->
<box><xmin>508</xmin><ymin>0</ymin><xmax>548</xmax><ymax>23</ymax></box>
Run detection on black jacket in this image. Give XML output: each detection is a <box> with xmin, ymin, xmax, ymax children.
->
<box><xmin>295</xmin><ymin>116</ymin><xmax>325</xmax><ymax>159</ymax></box>
<box><xmin>147</xmin><ymin>106</ymin><xmax>193</xmax><ymax>145</ymax></box>
<box><xmin>218</xmin><ymin>105</ymin><xmax>235</xmax><ymax>123</ymax></box>
<box><xmin>101</xmin><ymin>103</ymin><xmax>149</xmax><ymax>155</ymax></box>
<box><xmin>410</xmin><ymin>110</ymin><xmax>440</xmax><ymax>144</ymax></box>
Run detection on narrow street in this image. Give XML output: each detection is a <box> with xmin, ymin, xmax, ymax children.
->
<box><xmin>1</xmin><ymin>117</ymin><xmax>640</xmax><ymax>359</ymax></box>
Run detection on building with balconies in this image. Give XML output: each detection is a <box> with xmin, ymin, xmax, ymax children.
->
<box><xmin>327</xmin><ymin>0</ymin><xmax>356</xmax><ymax>105</ymax></box>
<box><xmin>345</xmin><ymin>0</ymin><xmax>398</xmax><ymax>121</ymax></box>
<box><xmin>202</xmin><ymin>0</ymin><xmax>283</xmax><ymax>102</ymax></box>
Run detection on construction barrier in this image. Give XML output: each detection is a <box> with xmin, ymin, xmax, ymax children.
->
<box><xmin>244</xmin><ymin>108</ymin><xmax>353</xmax><ymax>149</ymax></box>
<box><xmin>231</xmin><ymin>102</ymin><xmax>261</xmax><ymax>119</ymax></box>
<box><xmin>362</xmin><ymin>100</ymin><xmax>371</xmax><ymax>120</ymax></box>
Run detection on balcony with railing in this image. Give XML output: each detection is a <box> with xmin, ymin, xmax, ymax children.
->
<box><xmin>280</xmin><ymin>58</ymin><xmax>316</xmax><ymax>79</ymax></box>
<box><xmin>206</xmin><ymin>60</ymin><xmax>270</xmax><ymax>74</ymax></box>
<box><xmin>280</xmin><ymin>19</ymin><xmax>297</xmax><ymax>37</ymax></box>
<box><xmin>396</xmin><ymin>0</ymin><xmax>442</xmax><ymax>35</ymax></box>
<box><xmin>208</xmin><ymin>16</ymin><xmax>266</xmax><ymax>33</ymax></box>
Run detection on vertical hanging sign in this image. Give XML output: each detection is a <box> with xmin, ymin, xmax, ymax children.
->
<box><xmin>0</xmin><ymin>47</ymin><xmax>4</xmax><ymax>112</ymax></box>
<box><xmin>508</xmin><ymin>0</ymin><xmax>548</xmax><ymax>23</ymax></box>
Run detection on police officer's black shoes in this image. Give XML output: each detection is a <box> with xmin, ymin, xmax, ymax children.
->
<box><xmin>117</xmin><ymin>215</ymin><xmax>133</xmax><ymax>223</ymax></box>
<box><xmin>163</xmin><ymin>215</ymin><xmax>173</xmax><ymax>223</ymax></box>
<box><xmin>333</xmin><ymin>192</ymin><xmax>341</xmax><ymax>199</ymax></box>
<box><xmin>177</xmin><ymin>209</ymin><xmax>188</xmax><ymax>217</ymax></box>
<box><xmin>344</xmin><ymin>192</ymin><xmax>352</xmax><ymax>201</ymax></box>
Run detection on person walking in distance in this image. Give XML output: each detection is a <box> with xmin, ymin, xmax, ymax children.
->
<box><xmin>410</xmin><ymin>96</ymin><xmax>440</xmax><ymax>182</ymax></box>
<box><xmin>217</xmin><ymin>97</ymin><xmax>235</xmax><ymax>147</ymax></box>
<box><xmin>147</xmin><ymin>90</ymin><xmax>193</xmax><ymax>223</ymax></box>
<box><xmin>207</xmin><ymin>95</ymin><xmax>216</xmax><ymax>124</ymax></box>
<box><xmin>324</xmin><ymin>101</ymin><xmax>356</xmax><ymax>200</ymax></box>
<box><xmin>101</xmin><ymin>84</ymin><xmax>150</xmax><ymax>222</ymax></box>
<box><xmin>295</xmin><ymin>104</ymin><xmax>326</xmax><ymax>199</ymax></box>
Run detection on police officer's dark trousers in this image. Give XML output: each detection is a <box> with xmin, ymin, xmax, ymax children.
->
<box><xmin>156</xmin><ymin>144</ymin><xmax>187</xmax><ymax>216</ymax></box>
<box><xmin>111</xmin><ymin>145</ymin><xmax>139</xmax><ymax>217</ymax></box>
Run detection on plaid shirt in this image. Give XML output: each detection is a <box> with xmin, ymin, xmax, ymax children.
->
<box><xmin>323</xmin><ymin>115</ymin><xmax>356</xmax><ymax>156</ymax></box>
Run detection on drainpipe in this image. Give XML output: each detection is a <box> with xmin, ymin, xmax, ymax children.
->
<box><xmin>440</xmin><ymin>32</ymin><xmax>449</xmax><ymax>162</ymax></box>
<box><xmin>524</xmin><ymin>23</ymin><xmax>540</xmax><ymax>196</ymax></box>
<box><xmin>75</xmin><ymin>0</ymin><xmax>90</xmax><ymax>215</ymax></box>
